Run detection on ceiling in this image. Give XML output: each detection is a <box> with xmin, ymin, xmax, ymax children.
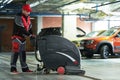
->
<box><xmin>0</xmin><ymin>0</ymin><xmax>120</xmax><ymax>19</ymax></box>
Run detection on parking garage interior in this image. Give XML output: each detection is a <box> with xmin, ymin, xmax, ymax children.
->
<box><xmin>1</xmin><ymin>0</ymin><xmax>120</xmax><ymax>80</ymax></box>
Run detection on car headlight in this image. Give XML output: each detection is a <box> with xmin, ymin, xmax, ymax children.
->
<box><xmin>80</xmin><ymin>40</ymin><xmax>85</xmax><ymax>45</ymax></box>
<box><xmin>80</xmin><ymin>40</ymin><xmax>94</xmax><ymax>45</ymax></box>
<box><xmin>86</xmin><ymin>40</ymin><xmax>94</xmax><ymax>45</ymax></box>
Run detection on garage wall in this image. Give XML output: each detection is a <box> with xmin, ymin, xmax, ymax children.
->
<box><xmin>77</xmin><ymin>17</ymin><xmax>92</xmax><ymax>34</ymax></box>
<box><xmin>43</xmin><ymin>16</ymin><xmax>62</xmax><ymax>28</ymax></box>
<box><xmin>37</xmin><ymin>15</ymin><xmax>92</xmax><ymax>40</ymax></box>
<box><xmin>0</xmin><ymin>18</ymin><xmax>12</xmax><ymax>52</ymax></box>
<box><xmin>41</xmin><ymin>16</ymin><xmax>92</xmax><ymax>33</ymax></box>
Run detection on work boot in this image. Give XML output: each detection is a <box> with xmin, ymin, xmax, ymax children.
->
<box><xmin>10</xmin><ymin>67</ymin><xmax>19</xmax><ymax>74</ymax></box>
<box><xmin>22</xmin><ymin>67</ymin><xmax>33</xmax><ymax>72</ymax></box>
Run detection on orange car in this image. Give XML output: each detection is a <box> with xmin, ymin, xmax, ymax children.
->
<box><xmin>80</xmin><ymin>27</ymin><xmax>120</xmax><ymax>59</ymax></box>
<box><xmin>72</xmin><ymin>30</ymin><xmax>106</xmax><ymax>47</ymax></box>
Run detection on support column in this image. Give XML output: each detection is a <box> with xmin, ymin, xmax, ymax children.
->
<box><xmin>63</xmin><ymin>15</ymin><xmax>77</xmax><ymax>40</ymax></box>
<box><xmin>37</xmin><ymin>16</ymin><xmax>43</xmax><ymax>34</ymax></box>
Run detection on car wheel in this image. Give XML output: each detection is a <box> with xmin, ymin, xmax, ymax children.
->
<box><xmin>100</xmin><ymin>45</ymin><xmax>111</xmax><ymax>59</ymax></box>
<box><xmin>84</xmin><ymin>52</ymin><xmax>93</xmax><ymax>58</ymax></box>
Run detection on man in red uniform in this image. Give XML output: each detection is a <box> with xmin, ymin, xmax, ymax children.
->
<box><xmin>10</xmin><ymin>4</ymin><xmax>35</xmax><ymax>73</ymax></box>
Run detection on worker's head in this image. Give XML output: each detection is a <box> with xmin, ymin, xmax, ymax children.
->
<box><xmin>22</xmin><ymin>4</ymin><xmax>32</xmax><ymax>16</ymax></box>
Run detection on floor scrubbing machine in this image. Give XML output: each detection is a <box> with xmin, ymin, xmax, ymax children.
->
<box><xmin>34</xmin><ymin>27</ymin><xmax>85</xmax><ymax>75</ymax></box>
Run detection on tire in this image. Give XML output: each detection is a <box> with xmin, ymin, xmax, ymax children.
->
<box><xmin>84</xmin><ymin>52</ymin><xmax>93</xmax><ymax>58</ymax></box>
<box><xmin>100</xmin><ymin>45</ymin><xmax>111</xmax><ymax>59</ymax></box>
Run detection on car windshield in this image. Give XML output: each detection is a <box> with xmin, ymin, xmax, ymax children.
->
<box><xmin>86</xmin><ymin>31</ymin><xmax>103</xmax><ymax>37</ymax></box>
<box><xmin>100</xmin><ymin>28</ymin><xmax>117</xmax><ymax>36</ymax></box>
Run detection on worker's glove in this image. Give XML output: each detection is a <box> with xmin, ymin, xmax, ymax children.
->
<box><xmin>30</xmin><ymin>34</ymin><xmax>36</xmax><ymax>46</ymax></box>
<box><xmin>30</xmin><ymin>34</ymin><xmax>36</xmax><ymax>39</ymax></box>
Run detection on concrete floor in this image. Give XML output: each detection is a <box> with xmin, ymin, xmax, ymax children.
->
<box><xmin>0</xmin><ymin>52</ymin><xmax>120</xmax><ymax>80</ymax></box>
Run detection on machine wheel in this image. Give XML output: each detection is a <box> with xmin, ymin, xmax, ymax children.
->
<box><xmin>84</xmin><ymin>52</ymin><xmax>93</xmax><ymax>58</ymax></box>
<box><xmin>57</xmin><ymin>66</ymin><xmax>65</xmax><ymax>75</ymax></box>
<box><xmin>100</xmin><ymin>45</ymin><xmax>111</xmax><ymax>59</ymax></box>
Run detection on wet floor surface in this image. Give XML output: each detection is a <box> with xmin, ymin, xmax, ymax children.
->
<box><xmin>0</xmin><ymin>52</ymin><xmax>120</xmax><ymax>80</ymax></box>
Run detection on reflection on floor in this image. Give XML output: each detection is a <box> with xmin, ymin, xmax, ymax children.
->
<box><xmin>0</xmin><ymin>52</ymin><xmax>120</xmax><ymax>80</ymax></box>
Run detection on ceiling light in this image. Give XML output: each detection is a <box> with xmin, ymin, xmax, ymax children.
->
<box><xmin>30</xmin><ymin>0</ymin><xmax>48</xmax><ymax>7</ymax></box>
<box><xmin>7</xmin><ymin>0</ymin><xmax>13</xmax><ymax>4</ymax></box>
<box><xmin>3</xmin><ymin>0</ymin><xmax>8</xmax><ymax>4</ymax></box>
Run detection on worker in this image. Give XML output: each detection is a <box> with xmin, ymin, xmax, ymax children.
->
<box><xmin>10</xmin><ymin>4</ymin><xmax>35</xmax><ymax>74</ymax></box>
